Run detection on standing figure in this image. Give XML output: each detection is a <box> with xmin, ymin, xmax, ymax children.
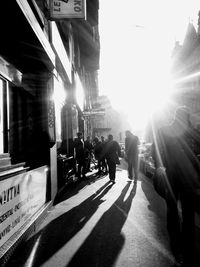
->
<box><xmin>84</xmin><ymin>136</ymin><xmax>93</xmax><ymax>172</ymax></box>
<box><xmin>105</xmin><ymin>134</ymin><xmax>121</xmax><ymax>183</ymax></box>
<box><xmin>74</xmin><ymin>132</ymin><xmax>86</xmax><ymax>180</ymax></box>
<box><xmin>100</xmin><ymin>136</ymin><xmax>108</xmax><ymax>173</ymax></box>
<box><xmin>151</xmin><ymin>106</ymin><xmax>200</xmax><ymax>266</ymax></box>
<box><xmin>125</xmin><ymin>130</ymin><xmax>140</xmax><ymax>182</ymax></box>
<box><xmin>93</xmin><ymin>137</ymin><xmax>103</xmax><ymax>174</ymax></box>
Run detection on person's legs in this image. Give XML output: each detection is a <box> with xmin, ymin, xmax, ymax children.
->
<box><xmin>97</xmin><ymin>159</ymin><xmax>102</xmax><ymax>173</ymax></box>
<box><xmin>127</xmin><ymin>157</ymin><xmax>133</xmax><ymax>179</ymax></box>
<box><xmin>110</xmin><ymin>161</ymin><xmax>116</xmax><ymax>181</ymax></box>
<box><xmin>107</xmin><ymin>159</ymin><xmax>116</xmax><ymax>181</ymax></box>
<box><xmin>133</xmin><ymin>156</ymin><xmax>139</xmax><ymax>182</ymax></box>
<box><xmin>82</xmin><ymin>160</ymin><xmax>87</xmax><ymax>178</ymax></box>
<box><xmin>77</xmin><ymin>161</ymin><xmax>81</xmax><ymax>179</ymax></box>
<box><xmin>166</xmin><ymin>198</ymin><xmax>182</xmax><ymax>262</ymax></box>
<box><xmin>102</xmin><ymin>158</ymin><xmax>108</xmax><ymax>173</ymax></box>
<box><xmin>85</xmin><ymin>156</ymin><xmax>91</xmax><ymax>172</ymax></box>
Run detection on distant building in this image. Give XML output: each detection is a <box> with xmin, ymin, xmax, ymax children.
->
<box><xmin>85</xmin><ymin>95</ymin><xmax>131</xmax><ymax>141</ymax></box>
<box><xmin>171</xmin><ymin>11</ymin><xmax>200</xmax><ymax>128</ymax></box>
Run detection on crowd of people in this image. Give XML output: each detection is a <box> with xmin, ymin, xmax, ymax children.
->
<box><xmin>74</xmin><ymin>133</ymin><xmax>118</xmax><ymax>183</ymax></box>
<box><xmin>73</xmin><ymin>130</ymin><xmax>139</xmax><ymax>184</ymax></box>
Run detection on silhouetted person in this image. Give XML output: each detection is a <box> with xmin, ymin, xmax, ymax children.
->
<box><xmin>125</xmin><ymin>130</ymin><xmax>140</xmax><ymax>182</ymax></box>
<box><xmin>74</xmin><ymin>132</ymin><xmax>86</xmax><ymax>180</ymax></box>
<box><xmin>100</xmin><ymin>136</ymin><xmax>108</xmax><ymax>173</ymax></box>
<box><xmin>93</xmin><ymin>137</ymin><xmax>103</xmax><ymax>174</ymax></box>
<box><xmin>152</xmin><ymin>106</ymin><xmax>200</xmax><ymax>266</ymax></box>
<box><xmin>105</xmin><ymin>134</ymin><xmax>121</xmax><ymax>183</ymax></box>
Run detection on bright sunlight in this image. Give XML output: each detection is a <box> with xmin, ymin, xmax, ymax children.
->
<box><xmin>99</xmin><ymin>0</ymin><xmax>200</xmax><ymax>132</ymax></box>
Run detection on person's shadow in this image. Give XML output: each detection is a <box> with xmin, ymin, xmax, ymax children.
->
<box><xmin>67</xmin><ymin>181</ymin><xmax>137</xmax><ymax>267</ymax></box>
<box><xmin>7</xmin><ymin>181</ymin><xmax>115</xmax><ymax>267</ymax></box>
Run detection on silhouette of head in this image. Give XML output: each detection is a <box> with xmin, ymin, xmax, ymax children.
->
<box><xmin>125</xmin><ymin>130</ymin><xmax>132</xmax><ymax>138</ymax></box>
<box><xmin>108</xmin><ymin>134</ymin><xmax>113</xmax><ymax>141</ymax></box>
<box><xmin>77</xmin><ymin>132</ymin><xmax>83</xmax><ymax>139</ymax></box>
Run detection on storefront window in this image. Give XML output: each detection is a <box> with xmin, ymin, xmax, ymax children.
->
<box><xmin>0</xmin><ymin>78</ymin><xmax>8</xmax><ymax>154</ymax></box>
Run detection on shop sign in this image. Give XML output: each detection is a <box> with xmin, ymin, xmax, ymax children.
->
<box><xmin>0</xmin><ymin>166</ymin><xmax>47</xmax><ymax>248</ymax></box>
<box><xmin>83</xmin><ymin>109</ymin><xmax>105</xmax><ymax>117</ymax></box>
<box><xmin>47</xmin><ymin>77</ymin><xmax>56</xmax><ymax>146</ymax></box>
<box><xmin>49</xmin><ymin>0</ymin><xmax>86</xmax><ymax>19</ymax></box>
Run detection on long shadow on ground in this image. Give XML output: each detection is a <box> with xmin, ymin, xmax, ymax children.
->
<box><xmin>66</xmin><ymin>181</ymin><xmax>137</xmax><ymax>267</ymax></box>
<box><xmin>6</xmin><ymin>180</ymin><xmax>115</xmax><ymax>267</ymax></box>
<box><xmin>54</xmin><ymin>171</ymin><xmax>108</xmax><ymax>205</ymax></box>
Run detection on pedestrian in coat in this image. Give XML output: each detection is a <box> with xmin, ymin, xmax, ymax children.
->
<box><xmin>74</xmin><ymin>132</ymin><xmax>86</xmax><ymax>180</ymax></box>
<box><xmin>100</xmin><ymin>136</ymin><xmax>108</xmax><ymax>173</ymax></box>
<box><xmin>151</xmin><ymin>106</ymin><xmax>200</xmax><ymax>266</ymax></box>
<box><xmin>105</xmin><ymin>134</ymin><xmax>121</xmax><ymax>183</ymax></box>
<box><xmin>125</xmin><ymin>130</ymin><xmax>140</xmax><ymax>182</ymax></box>
<box><xmin>93</xmin><ymin>137</ymin><xmax>103</xmax><ymax>174</ymax></box>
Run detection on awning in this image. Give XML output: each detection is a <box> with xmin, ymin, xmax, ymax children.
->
<box><xmin>0</xmin><ymin>0</ymin><xmax>55</xmax><ymax>74</ymax></box>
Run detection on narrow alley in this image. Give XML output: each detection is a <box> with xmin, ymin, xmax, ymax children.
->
<box><xmin>6</xmin><ymin>161</ymin><xmax>176</xmax><ymax>267</ymax></box>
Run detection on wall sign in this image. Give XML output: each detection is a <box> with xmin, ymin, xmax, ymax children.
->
<box><xmin>49</xmin><ymin>0</ymin><xmax>86</xmax><ymax>19</ymax></box>
<box><xmin>0</xmin><ymin>166</ymin><xmax>47</xmax><ymax>248</ymax></box>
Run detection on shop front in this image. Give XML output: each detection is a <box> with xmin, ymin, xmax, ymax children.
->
<box><xmin>0</xmin><ymin>1</ymin><xmax>56</xmax><ymax>265</ymax></box>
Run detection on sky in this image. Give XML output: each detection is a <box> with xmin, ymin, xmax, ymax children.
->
<box><xmin>98</xmin><ymin>0</ymin><xmax>200</xmax><ymax>131</ymax></box>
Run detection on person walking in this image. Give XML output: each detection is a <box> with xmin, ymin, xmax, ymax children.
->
<box><xmin>74</xmin><ymin>132</ymin><xmax>86</xmax><ymax>180</ymax></box>
<box><xmin>93</xmin><ymin>137</ymin><xmax>103</xmax><ymax>174</ymax></box>
<box><xmin>125</xmin><ymin>130</ymin><xmax>140</xmax><ymax>183</ymax></box>
<box><xmin>151</xmin><ymin>106</ymin><xmax>200</xmax><ymax>266</ymax></box>
<box><xmin>105</xmin><ymin>134</ymin><xmax>121</xmax><ymax>183</ymax></box>
<box><xmin>100</xmin><ymin>136</ymin><xmax>108</xmax><ymax>174</ymax></box>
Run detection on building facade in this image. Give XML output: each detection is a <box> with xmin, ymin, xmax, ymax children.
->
<box><xmin>0</xmin><ymin>0</ymin><xmax>100</xmax><ymax>264</ymax></box>
<box><xmin>171</xmin><ymin>12</ymin><xmax>200</xmax><ymax>128</ymax></box>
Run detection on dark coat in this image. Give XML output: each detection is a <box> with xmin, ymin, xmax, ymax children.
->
<box><xmin>125</xmin><ymin>134</ymin><xmax>139</xmax><ymax>158</ymax></box>
<box><xmin>105</xmin><ymin>140</ymin><xmax>121</xmax><ymax>163</ymax></box>
<box><xmin>94</xmin><ymin>141</ymin><xmax>103</xmax><ymax>160</ymax></box>
<box><xmin>151</xmin><ymin>125</ymin><xmax>200</xmax><ymax>203</ymax></box>
<box><xmin>74</xmin><ymin>138</ymin><xmax>85</xmax><ymax>161</ymax></box>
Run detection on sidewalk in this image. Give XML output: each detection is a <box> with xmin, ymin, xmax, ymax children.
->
<box><xmin>6</xmin><ymin>165</ymin><xmax>176</xmax><ymax>267</ymax></box>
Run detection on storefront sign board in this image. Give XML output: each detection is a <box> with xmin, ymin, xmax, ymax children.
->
<box><xmin>0</xmin><ymin>166</ymin><xmax>47</xmax><ymax>247</ymax></box>
<box><xmin>49</xmin><ymin>0</ymin><xmax>86</xmax><ymax>19</ymax></box>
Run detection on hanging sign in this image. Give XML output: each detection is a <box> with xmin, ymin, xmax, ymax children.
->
<box><xmin>49</xmin><ymin>0</ymin><xmax>86</xmax><ymax>19</ymax></box>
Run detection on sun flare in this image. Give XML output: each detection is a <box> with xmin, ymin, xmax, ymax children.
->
<box><xmin>99</xmin><ymin>0</ymin><xmax>199</xmax><ymax>133</ymax></box>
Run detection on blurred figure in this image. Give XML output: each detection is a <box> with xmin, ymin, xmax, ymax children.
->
<box><xmin>151</xmin><ymin>106</ymin><xmax>200</xmax><ymax>266</ymax></box>
<box><xmin>74</xmin><ymin>132</ymin><xmax>86</xmax><ymax>180</ymax></box>
<box><xmin>84</xmin><ymin>136</ymin><xmax>93</xmax><ymax>172</ymax></box>
<box><xmin>125</xmin><ymin>130</ymin><xmax>140</xmax><ymax>182</ymax></box>
<box><xmin>100</xmin><ymin>136</ymin><xmax>108</xmax><ymax>174</ymax></box>
<box><xmin>93</xmin><ymin>137</ymin><xmax>103</xmax><ymax>174</ymax></box>
<box><xmin>105</xmin><ymin>134</ymin><xmax>121</xmax><ymax>183</ymax></box>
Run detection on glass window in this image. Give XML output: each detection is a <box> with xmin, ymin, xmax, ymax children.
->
<box><xmin>0</xmin><ymin>77</ymin><xmax>8</xmax><ymax>154</ymax></box>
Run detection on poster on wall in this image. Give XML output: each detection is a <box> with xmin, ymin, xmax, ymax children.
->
<box><xmin>0</xmin><ymin>166</ymin><xmax>47</xmax><ymax>248</ymax></box>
